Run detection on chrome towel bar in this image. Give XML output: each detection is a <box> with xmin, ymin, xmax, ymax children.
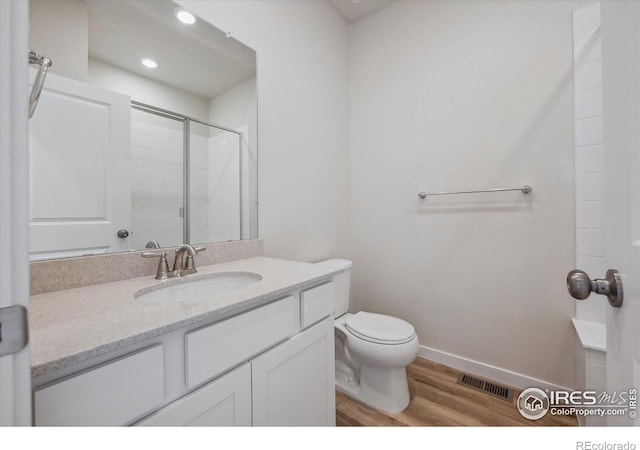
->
<box><xmin>28</xmin><ymin>50</ymin><xmax>53</xmax><ymax>119</ymax></box>
<box><xmin>418</xmin><ymin>185</ymin><xmax>532</xmax><ymax>199</ymax></box>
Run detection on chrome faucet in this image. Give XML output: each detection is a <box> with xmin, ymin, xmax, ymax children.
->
<box><xmin>171</xmin><ymin>244</ymin><xmax>205</xmax><ymax>277</ymax></box>
<box><xmin>142</xmin><ymin>250</ymin><xmax>170</xmax><ymax>280</ymax></box>
<box><xmin>142</xmin><ymin>244</ymin><xmax>206</xmax><ymax>280</ymax></box>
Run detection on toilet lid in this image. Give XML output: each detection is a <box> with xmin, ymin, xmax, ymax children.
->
<box><xmin>345</xmin><ymin>312</ymin><xmax>416</xmax><ymax>344</ymax></box>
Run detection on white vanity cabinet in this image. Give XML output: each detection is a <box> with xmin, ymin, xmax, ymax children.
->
<box><xmin>136</xmin><ymin>363</ymin><xmax>252</xmax><ymax>427</ymax></box>
<box><xmin>34</xmin><ymin>345</ymin><xmax>165</xmax><ymax>426</ymax></box>
<box><xmin>32</xmin><ymin>281</ymin><xmax>336</xmax><ymax>427</ymax></box>
<box><xmin>139</xmin><ymin>317</ymin><xmax>335</xmax><ymax>427</ymax></box>
<box><xmin>252</xmin><ymin>317</ymin><xmax>335</xmax><ymax>426</ymax></box>
<box><xmin>185</xmin><ymin>295</ymin><xmax>295</xmax><ymax>389</ymax></box>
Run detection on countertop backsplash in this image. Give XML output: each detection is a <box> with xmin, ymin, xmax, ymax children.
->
<box><xmin>30</xmin><ymin>239</ymin><xmax>264</xmax><ymax>295</ymax></box>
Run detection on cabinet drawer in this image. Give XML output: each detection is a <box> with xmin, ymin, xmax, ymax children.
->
<box><xmin>186</xmin><ymin>296</ymin><xmax>295</xmax><ymax>388</ymax></box>
<box><xmin>136</xmin><ymin>363</ymin><xmax>251</xmax><ymax>427</ymax></box>
<box><xmin>34</xmin><ymin>345</ymin><xmax>164</xmax><ymax>426</ymax></box>
<box><xmin>300</xmin><ymin>282</ymin><xmax>334</xmax><ymax>329</ymax></box>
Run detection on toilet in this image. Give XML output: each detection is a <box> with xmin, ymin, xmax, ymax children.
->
<box><xmin>316</xmin><ymin>259</ymin><xmax>419</xmax><ymax>414</ymax></box>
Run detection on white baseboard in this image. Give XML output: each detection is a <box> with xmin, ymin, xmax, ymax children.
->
<box><xmin>418</xmin><ymin>345</ymin><xmax>573</xmax><ymax>393</ymax></box>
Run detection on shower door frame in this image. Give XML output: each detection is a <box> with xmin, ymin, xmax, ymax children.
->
<box><xmin>131</xmin><ymin>101</ymin><xmax>244</xmax><ymax>245</ymax></box>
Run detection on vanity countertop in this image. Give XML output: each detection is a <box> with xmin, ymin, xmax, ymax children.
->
<box><xmin>29</xmin><ymin>257</ymin><xmax>341</xmax><ymax>378</ymax></box>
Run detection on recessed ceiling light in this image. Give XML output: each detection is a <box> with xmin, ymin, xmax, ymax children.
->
<box><xmin>351</xmin><ymin>0</ymin><xmax>364</xmax><ymax>4</ymax></box>
<box><xmin>175</xmin><ymin>9</ymin><xmax>196</xmax><ymax>25</ymax></box>
<box><xmin>141</xmin><ymin>58</ymin><xmax>158</xmax><ymax>69</ymax></box>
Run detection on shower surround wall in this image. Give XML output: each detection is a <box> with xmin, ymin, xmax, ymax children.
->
<box><xmin>573</xmin><ymin>4</ymin><xmax>606</xmax><ymax>324</ymax></box>
<box><xmin>130</xmin><ymin>110</ymin><xmax>184</xmax><ymax>249</ymax></box>
<box><xmin>350</xmin><ymin>0</ymin><xmax>587</xmax><ymax>389</ymax></box>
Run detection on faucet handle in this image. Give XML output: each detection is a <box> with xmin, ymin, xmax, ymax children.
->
<box><xmin>173</xmin><ymin>246</ymin><xmax>205</xmax><ymax>254</ymax></box>
<box><xmin>141</xmin><ymin>251</ymin><xmax>169</xmax><ymax>280</ymax></box>
<box><xmin>184</xmin><ymin>247</ymin><xmax>206</xmax><ymax>272</ymax></box>
<box><xmin>142</xmin><ymin>250</ymin><xmax>164</xmax><ymax>258</ymax></box>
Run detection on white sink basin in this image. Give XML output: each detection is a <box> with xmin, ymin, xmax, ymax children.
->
<box><xmin>135</xmin><ymin>272</ymin><xmax>263</xmax><ymax>304</ymax></box>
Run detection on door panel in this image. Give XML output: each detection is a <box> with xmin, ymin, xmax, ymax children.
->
<box><xmin>601</xmin><ymin>0</ymin><xmax>640</xmax><ymax>426</ymax></box>
<box><xmin>135</xmin><ymin>363</ymin><xmax>251</xmax><ymax>427</ymax></box>
<box><xmin>251</xmin><ymin>317</ymin><xmax>335</xmax><ymax>426</ymax></box>
<box><xmin>29</xmin><ymin>70</ymin><xmax>131</xmax><ymax>260</ymax></box>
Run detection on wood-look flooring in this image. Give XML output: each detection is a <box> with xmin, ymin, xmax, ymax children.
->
<box><xmin>336</xmin><ymin>358</ymin><xmax>578</xmax><ymax>426</ymax></box>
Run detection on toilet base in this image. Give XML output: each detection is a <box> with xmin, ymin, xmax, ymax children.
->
<box><xmin>335</xmin><ymin>364</ymin><xmax>411</xmax><ymax>414</ymax></box>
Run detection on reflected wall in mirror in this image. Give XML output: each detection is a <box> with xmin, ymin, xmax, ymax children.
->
<box><xmin>28</xmin><ymin>0</ymin><xmax>257</xmax><ymax>261</ymax></box>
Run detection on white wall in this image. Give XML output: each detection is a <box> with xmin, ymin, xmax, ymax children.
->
<box><xmin>175</xmin><ymin>0</ymin><xmax>584</xmax><ymax>388</ymax></box>
<box><xmin>573</xmin><ymin>4</ymin><xmax>607</xmax><ymax>324</ymax></box>
<box><xmin>350</xmin><ymin>0</ymin><xmax>590</xmax><ymax>388</ymax></box>
<box><xmin>88</xmin><ymin>58</ymin><xmax>209</xmax><ymax>121</ymax></box>
<box><xmin>178</xmin><ymin>0</ymin><xmax>351</xmax><ymax>261</ymax></box>
<box><xmin>29</xmin><ymin>0</ymin><xmax>88</xmax><ymax>81</ymax></box>
<box><xmin>209</xmin><ymin>77</ymin><xmax>256</xmax><ymax>131</ymax></box>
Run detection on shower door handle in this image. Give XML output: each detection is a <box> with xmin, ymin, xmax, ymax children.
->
<box><xmin>566</xmin><ymin>269</ymin><xmax>623</xmax><ymax>307</ymax></box>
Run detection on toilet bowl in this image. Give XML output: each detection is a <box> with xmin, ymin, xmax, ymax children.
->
<box><xmin>316</xmin><ymin>259</ymin><xmax>419</xmax><ymax>414</ymax></box>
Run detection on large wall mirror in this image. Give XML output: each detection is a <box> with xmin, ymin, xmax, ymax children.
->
<box><xmin>28</xmin><ymin>0</ymin><xmax>257</xmax><ymax>261</ymax></box>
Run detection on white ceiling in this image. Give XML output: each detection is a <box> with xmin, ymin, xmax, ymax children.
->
<box><xmin>86</xmin><ymin>0</ymin><xmax>256</xmax><ymax>100</ymax></box>
<box><xmin>327</xmin><ymin>0</ymin><xmax>396</xmax><ymax>24</ymax></box>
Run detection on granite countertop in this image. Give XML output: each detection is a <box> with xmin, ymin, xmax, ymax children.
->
<box><xmin>30</xmin><ymin>257</ymin><xmax>340</xmax><ymax>378</ymax></box>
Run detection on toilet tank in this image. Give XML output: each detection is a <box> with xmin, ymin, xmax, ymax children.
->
<box><xmin>315</xmin><ymin>259</ymin><xmax>352</xmax><ymax>316</ymax></box>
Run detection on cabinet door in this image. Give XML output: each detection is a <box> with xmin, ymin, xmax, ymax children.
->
<box><xmin>251</xmin><ymin>317</ymin><xmax>335</xmax><ymax>426</ymax></box>
<box><xmin>34</xmin><ymin>345</ymin><xmax>164</xmax><ymax>426</ymax></box>
<box><xmin>136</xmin><ymin>363</ymin><xmax>251</xmax><ymax>427</ymax></box>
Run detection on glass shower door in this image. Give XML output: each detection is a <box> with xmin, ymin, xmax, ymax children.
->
<box><xmin>130</xmin><ymin>107</ymin><xmax>184</xmax><ymax>249</ymax></box>
<box><xmin>189</xmin><ymin>121</ymin><xmax>242</xmax><ymax>245</ymax></box>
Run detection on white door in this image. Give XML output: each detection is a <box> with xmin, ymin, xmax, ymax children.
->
<box><xmin>0</xmin><ymin>0</ymin><xmax>31</xmax><ymax>426</ymax></box>
<box><xmin>251</xmin><ymin>317</ymin><xmax>335</xmax><ymax>426</ymax></box>
<box><xmin>29</xmin><ymin>71</ymin><xmax>132</xmax><ymax>260</ymax></box>
<box><xmin>601</xmin><ymin>0</ymin><xmax>640</xmax><ymax>427</ymax></box>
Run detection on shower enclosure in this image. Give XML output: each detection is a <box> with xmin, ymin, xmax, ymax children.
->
<box><xmin>131</xmin><ymin>102</ymin><xmax>244</xmax><ymax>250</ymax></box>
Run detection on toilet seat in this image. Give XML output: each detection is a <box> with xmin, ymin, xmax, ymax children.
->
<box><xmin>345</xmin><ymin>311</ymin><xmax>416</xmax><ymax>345</ymax></box>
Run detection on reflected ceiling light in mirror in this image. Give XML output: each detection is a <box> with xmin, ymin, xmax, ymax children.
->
<box><xmin>141</xmin><ymin>58</ymin><xmax>158</xmax><ymax>69</ymax></box>
<box><xmin>175</xmin><ymin>9</ymin><xmax>196</xmax><ymax>25</ymax></box>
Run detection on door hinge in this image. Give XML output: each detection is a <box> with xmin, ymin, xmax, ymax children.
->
<box><xmin>0</xmin><ymin>305</ymin><xmax>29</xmax><ymax>357</ymax></box>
